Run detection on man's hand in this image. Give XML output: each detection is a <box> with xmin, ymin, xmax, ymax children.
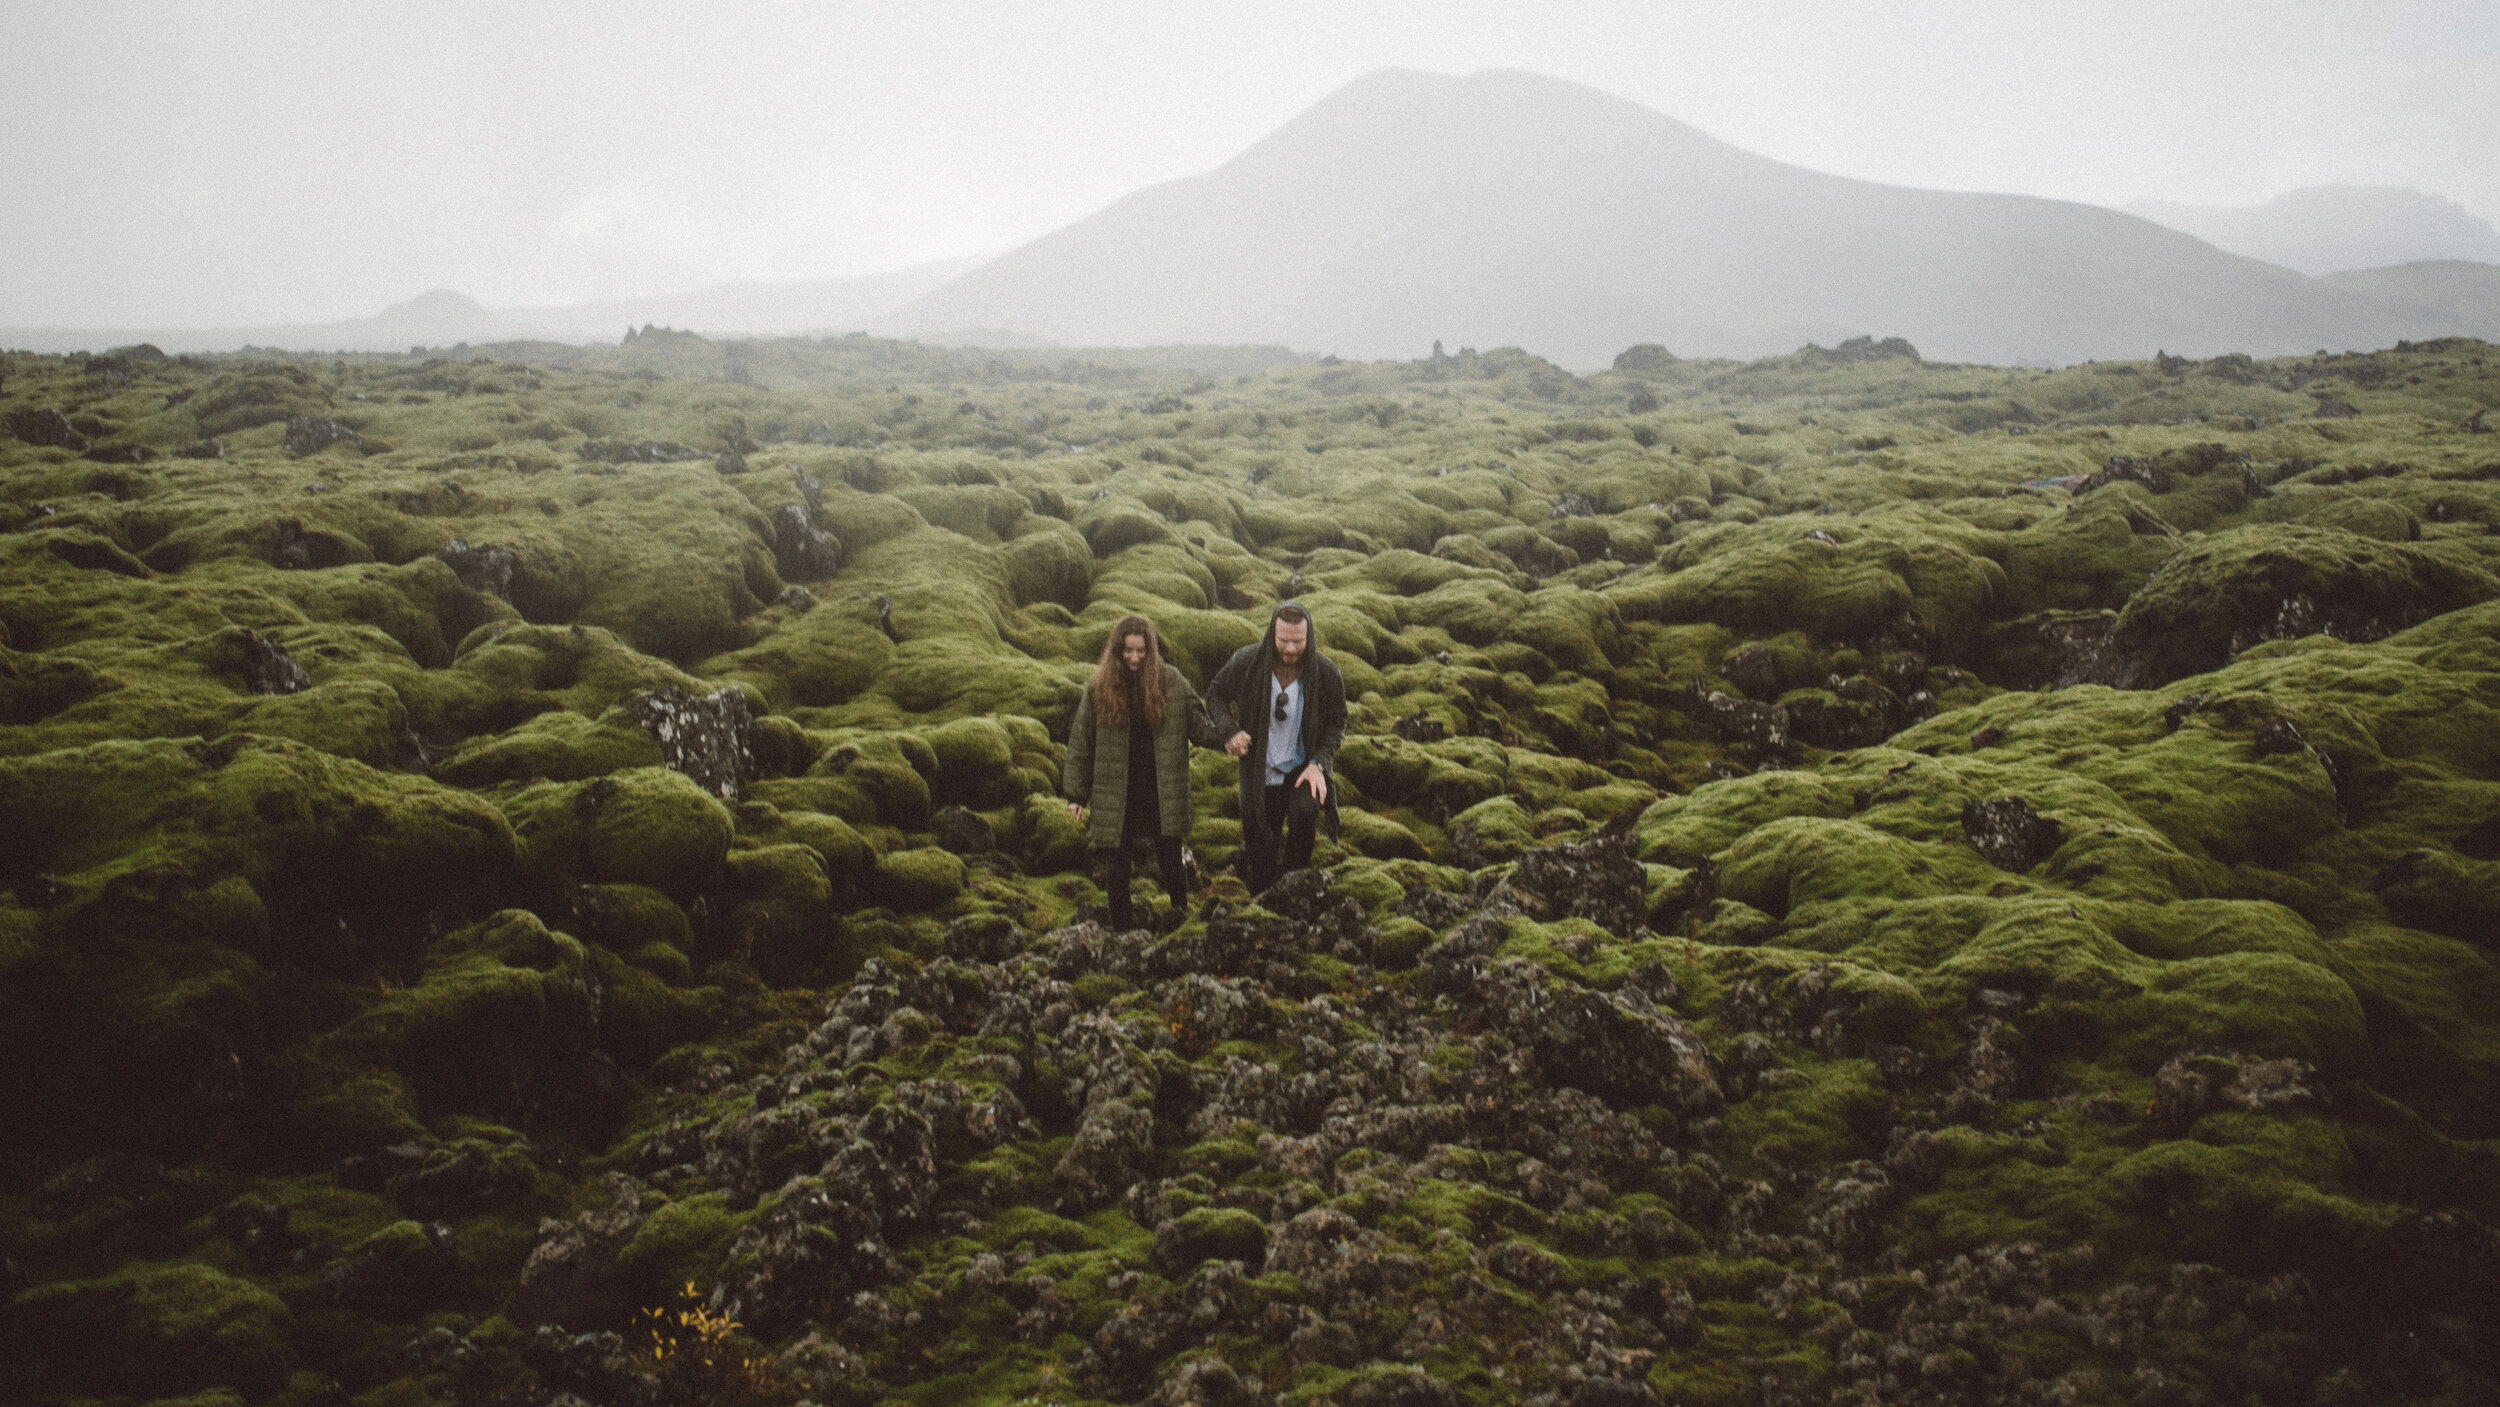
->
<box><xmin>1296</xmin><ymin>764</ymin><xmax>1329</xmax><ymax>804</ymax></box>
<box><xmin>1225</xmin><ymin>731</ymin><xmax>1252</xmax><ymax>758</ymax></box>
<box><xmin>1067</xmin><ymin>802</ymin><xmax>1085</xmax><ymax>822</ymax></box>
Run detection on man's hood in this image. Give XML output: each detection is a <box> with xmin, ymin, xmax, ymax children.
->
<box><xmin>1263</xmin><ymin>599</ymin><xmax>1321</xmax><ymax>656</ymax></box>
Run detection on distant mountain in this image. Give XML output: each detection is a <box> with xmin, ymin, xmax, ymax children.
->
<box><xmin>0</xmin><ymin>259</ymin><xmax>984</xmax><ymax>356</ymax></box>
<box><xmin>2320</xmin><ymin>261</ymin><xmax>2500</xmax><ymax>340</ymax></box>
<box><xmin>879</xmin><ymin>69</ymin><xmax>2455</xmax><ymax>368</ymax></box>
<box><xmin>2124</xmin><ymin>186</ymin><xmax>2500</xmax><ymax>277</ymax></box>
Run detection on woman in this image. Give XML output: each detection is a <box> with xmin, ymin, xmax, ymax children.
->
<box><xmin>1062</xmin><ymin>614</ymin><xmax>1218</xmax><ymax>930</ymax></box>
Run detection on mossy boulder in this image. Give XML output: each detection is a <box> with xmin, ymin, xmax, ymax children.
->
<box><xmin>1152</xmin><ymin>1205</ymin><xmax>1267</xmax><ymax>1272</ymax></box>
<box><xmin>500</xmin><ymin>766</ymin><xmax>734</xmax><ymax>901</ymax></box>
<box><xmin>2076</xmin><ymin>524</ymin><xmax>2500</xmax><ymax>688</ymax></box>
<box><xmin>723</xmin><ymin>842</ymin><xmax>839</xmax><ymax>983</ymax></box>
<box><xmin>279</xmin><ymin>910</ymin><xmax>604</xmax><ymax>1155</ymax></box>
<box><xmin>4</xmin><ymin>1262</ymin><xmax>294</xmax><ymax>1398</ymax></box>
<box><xmin>1337</xmin><ymin>807</ymin><xmax>1431</xmax><ymax>861</ymax></box>
<box><xmin>875</xmin><ymin>845</ymin><xmax>968</xmax><ymax>910</ymax></box>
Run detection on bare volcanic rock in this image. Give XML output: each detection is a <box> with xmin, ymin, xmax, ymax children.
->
<box><xmin>237</xmin><ymin>630</ymin><xmax>311</xmax><ymax>696</ymax></box>
<box><xmin>623</xmin><ymin>685</ymin><xmax>753</xmax><ymax>801</ymax></box>
<box><xmin>772</xmin><ymin>502</ymin><xmax>842</xmax><ymax>580</ymax></box>
<box><xmin>1961</xmin><ymin>797</ymin><xmax>2064</xmax><ymax>872</ymax></box>
<box><xmin>2</xmin><ymin>407</ymin><xmax>90</xmax><ymax>450</ymax></box>
<box><xmin>282</xmin><ymin>414</ymin><xmax>362</xmax><ymax>456</ymax></box>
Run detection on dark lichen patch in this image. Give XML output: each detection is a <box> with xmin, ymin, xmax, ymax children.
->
<box><xmin>6</xmin><ymin>337</ymin><xmax>2500</xmax><ymax>1402</ymax></box>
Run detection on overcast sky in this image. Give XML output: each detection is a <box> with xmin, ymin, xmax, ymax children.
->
<box><xmin>6</xmin><ymin>0</ymin><xmax>2494</xmax><ymax>327</ymax></box>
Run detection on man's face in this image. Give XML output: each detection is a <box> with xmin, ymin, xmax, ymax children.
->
<box><xmin>1121</xmin><ymin>633</ymin><xmax>1149</xmax><ymax>671</ymax></box>
<box><xmin>1273</xmin><ymin>618</ymin><xmax>1308</xmax><ymax>664</ymax></box>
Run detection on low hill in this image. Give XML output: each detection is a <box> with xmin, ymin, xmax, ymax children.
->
<box><xmin>2322</xmin><ymin>260</ymin><xmax>2500</xmax><ymax>340</ymax></box>
<box><xmin>882</xmin><ymin>68</ymin><xmax>2449</xmax><ymax>367</ymax></box>
<box><xmin>2127</xmin><ymin>185</ymin><xmax>2500</xmax><ymax>276</ymax></box>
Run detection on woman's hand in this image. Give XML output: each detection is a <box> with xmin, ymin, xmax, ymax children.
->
<box><xmin>1068</xmin><ymin>802</ymin><xmax>1085</xmax><ymax>822</ymax></box>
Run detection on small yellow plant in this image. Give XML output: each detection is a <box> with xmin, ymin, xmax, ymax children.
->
<box><xmin>639</xmin><ymin>1282</ymin><xmax>800</xmax><ymax>1407</ymax></box>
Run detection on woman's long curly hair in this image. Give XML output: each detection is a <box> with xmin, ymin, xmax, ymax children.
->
<box><xmin>1088</xmin><ymin>614</ymin><xmax>1167</xmax><ymax>729</ymax></box>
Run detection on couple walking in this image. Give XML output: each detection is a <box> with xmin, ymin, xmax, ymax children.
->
<box><xmin>1062</xmin><ymin>601</ymin><xmax>1344</xmax><ymax>930</ymax></box>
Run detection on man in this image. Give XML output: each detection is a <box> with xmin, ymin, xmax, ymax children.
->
<box><xmin>1207</xmin><ymin>600</ymin><xmax>1345</xmax><ymax>894</ymax></box>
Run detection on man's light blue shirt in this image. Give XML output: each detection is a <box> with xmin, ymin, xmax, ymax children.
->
<box><xmin>1265</xmin><ymin>675</ymin><xmax>1306</xmax><ymax>784</ymax></box>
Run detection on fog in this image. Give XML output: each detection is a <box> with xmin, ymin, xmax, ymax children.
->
<box><xmin>5</xmin><ymin>0</ymin><xmax>2496</xmax><ymax>329</ymax></box>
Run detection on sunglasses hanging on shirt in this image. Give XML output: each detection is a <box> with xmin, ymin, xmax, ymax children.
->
<box><xmin>1273</xmin><ymin>691</ymin><xmax>1291</xmax><ymax>723</ymax></box>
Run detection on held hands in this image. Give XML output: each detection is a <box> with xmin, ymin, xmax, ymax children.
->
<box><xmin>1225</xmin><ymin>731</ymin><xmax>1252</xmax><ymax>757</ymax></box>
<box><xmin>1297</xmin><ymin>764</ymin><xmax>1329</xmax><ymax>804</ymax></box>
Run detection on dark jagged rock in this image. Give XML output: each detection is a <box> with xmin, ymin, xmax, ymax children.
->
<box><xmin>1505</xmin><ymin>818</ymin><xmax>1648</xmax><ymax>937</ymax></box>
<box><xmin>1145</xmin><ymin>1355</ymin><xmax>1262</xmax><ymax>1407</ymax></box>
<box><xmin>1961</xmin><ymin>797</ymin><xmax>2063</xmax><ymax>872</ymax></box>
<box><xmin>1</xmin><ymin>407</ymin><xmax>91</xmax><ymax>450</ymax></box>
<box><xmin>1391</xmin><ymin>712</ymin><xmax>1448</xmax><ymax>743</ymax></box>
<box><xmin>2079</xmin><ymin>454</ymin><xmax>2167</xmax><ymax>494</ymax></box>
<box><xmin>771</xmin><ymin>501</ymin><xmax>842</xmax><ymax>581</ymax></box>
<box><xmin>237</xmin><ymin>630</ymin><xmax>311</xmax><ymax>696</ymax></box>
<box><xmin>174</xmin><ymin>437</ymin><xmax>224</xmax><ymax>459</ymax></box>
<box><xmin>1551</xmin><ymin>491</ymin><xmax>1600</xmax><ymax>518</ymax></box>
<box><xmin>1687</xmin><ymin>685</ymin><xmax>1789</xmax><ymax>757</ymax></box>
<box><xmin>2163</xmin><ymin>693</ymin><xmax>2210</xmax><ymax>731</ymax></box>
<box><xmin>2150</xmin><ymin>1051</ymin><xmax>2323</xmax><ymax>1136</ymax></box>
<box><xmin>2254</xmin><ymin>717</ymin><xmax>2309</xmax><ymax>757</ymax></box>
<box><xmin>507</xmin><ymin>1176</ymin><xmax>645</xmax><ymax>1329</ymax></box>
<box><xmin>622</xmin><ymin>685</ymin><xmax>753</xmax><ymax>801</ymax></box>
<box><xmin>709</xmin><ymin>1109</ymin><xmax>929</xmax><ymax>1336</ymax></box>
<box><xmin>1396</xmin><ymin>886</ymin><xmax>1478</xmax><ymax>933</ymax></box>
<box><xmin>523</xmin><ymin>1325</ymin><xmax>657</xmax><ymax>1405</ymax></box>
<box><xmin>436</xmin><ymin>537</ymin><xmax>516</xmax><ymax>599</ymax></box>
<box><xmin>1256</xmin><ymin>868</ymin><xmax>1366</xmax><ymax>941</ymax></box>
<box><xmin>282</xmin><ymin>414</ymin><xmax>362</xmax><ymax>456</ymax></box>
<box><xmin>2314</xmin><ymin>398</ymin><xmax>2360</xmax><ymax>419</ymax></box>
<box><xmin>81</xmin><ymin>442</ymin><xmax>154</xmax><ymax>464</ymax></box>
<box><xmin>1477</xmin><ymin>958</ymin><xmax>1722</xmax><ymax>1111</ymax></box>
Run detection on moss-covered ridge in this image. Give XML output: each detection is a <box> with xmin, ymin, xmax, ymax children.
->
<box><xmin>1</xmin><ymin>333</ymin><xmax>2497</xmax><ymax>1404</ymax></box>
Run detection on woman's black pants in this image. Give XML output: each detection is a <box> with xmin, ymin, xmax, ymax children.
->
<box><xmin>1101</xmin><ymin>835</ymin><xmax>1186</xmax><ymax>929</ymax></box>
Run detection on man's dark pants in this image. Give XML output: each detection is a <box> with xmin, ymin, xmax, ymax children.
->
<box><xmin>1243</xmin><ymin>781</ymin><xmax>1320</xmax><ymax>893</ymax></box>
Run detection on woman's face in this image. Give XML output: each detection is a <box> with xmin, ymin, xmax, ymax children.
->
<box><xmin>1120</xmin><ymin>632</ymin><xmax>1149</xmax><ymax>672</ymax></box>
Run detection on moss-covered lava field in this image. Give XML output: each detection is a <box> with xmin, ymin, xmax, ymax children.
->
<box><xmin>3</xmin><ymin>328</ymin><xmax>2499</xmax><ymax>1406</ymax></box>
